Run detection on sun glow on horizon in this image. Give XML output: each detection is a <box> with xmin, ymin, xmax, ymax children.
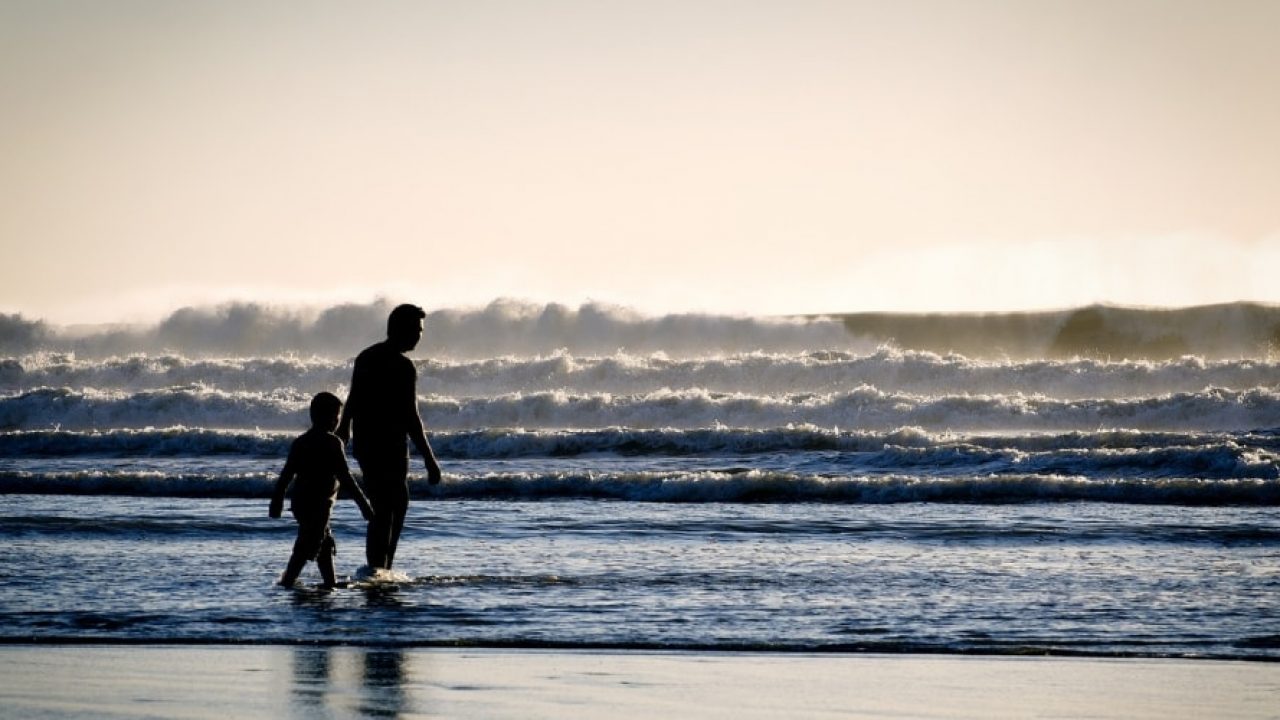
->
<box><xmin>2</xmin><ymin>1</ymin><xmax>1278</xmax><ymax>324</ymax></box>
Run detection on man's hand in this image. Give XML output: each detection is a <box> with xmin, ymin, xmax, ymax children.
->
<box><xmin>268</xmin><ymin>497</ymin><xmax>283</xmax><ymax>519</ymax></box>
<box><xmin>427</xmin><ymin>462</ymin><xmax>443</xmax><ymax>486</ymax></box>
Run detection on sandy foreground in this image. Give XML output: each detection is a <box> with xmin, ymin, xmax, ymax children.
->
<box><xmin>0</xmin><ymin>646</ymin><xmax>1277</xmax><ymax>719</ymax></box>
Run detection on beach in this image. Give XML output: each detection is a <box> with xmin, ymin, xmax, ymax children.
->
<box><xmin>6</xmin><ymin>0</ymin><xmax>1280</xmax><ymax>711</ymax></box>
<box><xmin>3</xmin><ymin>646</ymin><xmax>1279</xmax><ymax>719</ymax></box>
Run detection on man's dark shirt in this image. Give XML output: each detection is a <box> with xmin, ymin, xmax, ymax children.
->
<box><xmin>344</xmin><ymin>341</ymin><xmax>419</xmax><ymax>460</ymax></box>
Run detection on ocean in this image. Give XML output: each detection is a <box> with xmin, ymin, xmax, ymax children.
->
<box><xmin>1</xmin><ymin>300</ymin><xmax>1278</xmax><ymax>659</ymax></box>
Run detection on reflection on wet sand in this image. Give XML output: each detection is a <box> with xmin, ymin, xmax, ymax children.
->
<box><xmin>289</xmin><ymin>647</ymin><xmax>412</xmax><ymax>718</ymax></box>
<box><xmin>1</xmin><ymin>646</ymin><xmax>1275</xmax><ymax>719</ymax></box>
<box><xmin>360</xmin><ymin>648</ymin><xmax>408</xmax><ymax>718</ymax></box>
<box><xmin>289</xmin><ymin>646</ymin><xmax>331</xmax><ymax>712</ymax></box>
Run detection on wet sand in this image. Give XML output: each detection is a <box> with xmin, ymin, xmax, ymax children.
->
<box><xmin>1</xmin><ymin>645</ymin><xmax>1277</xmax><ymax>719</ymax></box>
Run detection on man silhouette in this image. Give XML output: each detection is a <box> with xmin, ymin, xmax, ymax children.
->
<box><xmin>338</xmin><ymin>304</ymin><xmax>442</xmax><ymax>571</ymax></box>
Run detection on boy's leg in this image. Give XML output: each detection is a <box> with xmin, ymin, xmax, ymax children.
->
<box><xmin>316</xmin><ymin>532</ymin><xmax>337</xmax><ymax>587</ymax></box>
<box><xmin>280</xmin><ymin>553</ymin><xmax>307</xmax><ymax>586</ymax></box>
<box><xmin>317</xmin><ymin>554</ymin><xmax>336</xmax><ymax>586</ymax></box>
<box><xmin>283</xmin><ymin>517</ymin><xmax>324</xmax><ymax>586</ymax></box>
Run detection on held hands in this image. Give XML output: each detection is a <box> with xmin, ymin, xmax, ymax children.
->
<box><xmin>268</xmin><ymin>497</ymin><xmax>283</xmax><ymax>519</ymax></box>
<box><xmin>358</xmin><ymin>497</ymin><xmax>375</xmax><ymax>522</ymax></box>
<box><xmin>427</xmin><ymin>461</ymin><xmax>443</xmax><ymax>486</ymax></box>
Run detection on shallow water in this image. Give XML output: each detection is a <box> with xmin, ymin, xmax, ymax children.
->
<box><xmin>3</xmin><ymin>325</ymin><xmax>1278</xmax><ymax>658</ymax></box>
<box><xmin>2</xmin><ymin>495</ymin><xmax>1276</xmax><ymax>658</ymax></box>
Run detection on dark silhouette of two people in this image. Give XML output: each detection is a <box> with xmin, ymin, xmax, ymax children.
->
<box><xmin>271</xmin><ymin>304</ymin><xmax>442</xmax><ymax>586</ymax></box>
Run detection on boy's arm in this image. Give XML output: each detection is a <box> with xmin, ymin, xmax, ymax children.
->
<box><xmin>333</xmin><ymin>438</ymin><xmax>374</xmax><ymax>521</ymax></box>
<box><xmin>269</xmin><ymin>455</ymin><xmax>295</xmax><ymax>518</ymax></box>
<box><xmin>342</xmin><ymin>467</ymin><xmax>374</xmax><ymax>522</ymax></box>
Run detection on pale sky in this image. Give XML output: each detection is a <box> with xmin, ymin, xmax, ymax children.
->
<box><xmin>2</xmin><ymin>0</ymin><xmax>1278</xmax><ymax>324</ymax></box>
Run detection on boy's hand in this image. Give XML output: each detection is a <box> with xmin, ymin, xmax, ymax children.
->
<box><xmin>358</xmin><ymin>498</ymin><xmax>375</xmax><ymax>522</ymax></box>
<box><xmin>268</xmin><ymin>498</ymin><xmax>283</xmax><ymax>519</ymax></box>
<box><xmin>427</xmin><ymin>462</ymin><xmax>443</xmax><ymax>486</ymax></box>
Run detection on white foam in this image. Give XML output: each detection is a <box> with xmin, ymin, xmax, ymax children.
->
<box><xmin>4</xmin><ymin>349</ymin><xmax>1276</xmax><ymax>401</ymax></box>
<box><xmin>3</xmin><ymin>384</ymin><xmax>1278</xmax><ymax>432</ymax></box>
<box><xmin>352</xmin><ymin>565</ymin><xmax>413</xmax><ymax>584</ymax></box>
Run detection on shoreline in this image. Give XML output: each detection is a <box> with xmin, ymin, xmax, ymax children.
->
<box><xmin>2</xmin><ymin>636</ymin><xmax>1278</xmax><ymax>663</ymax></box>
<box><xmin>2</xmin><ymin>644</ymin><xmax>1278</xmax><ymax>719</ymax></box>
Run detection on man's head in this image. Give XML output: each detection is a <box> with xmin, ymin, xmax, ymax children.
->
<box><xmin>309</xmin><ymin>391</ymin><xmax>343</xmax><ymax>431</ymax></box>
<box><xmin>387</xmin><ymin>303</ymin><xmax>426</xmax><ymax>352</ymax></box>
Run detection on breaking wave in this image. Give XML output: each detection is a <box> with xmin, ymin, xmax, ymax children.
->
<box><xmin>3</xmin><ymin>468</ymin><xmax>1275</xmax><ymax>505</ymax></box>
<box><xmin>1</xmin><ymin>427</ymin><xmax>1274</xmax><ymax>475</ymax></box>
<box><xmin>4</xmin><ymin>385</ymin><xmax>1278</xmax><ymax>433</ymax></box>
<box><xmin>2</xmin><ymin>350</ymin><xmax>1277</xmax><ymax>399</ymax></box>
<box><xmin>4</xmin><ymin>299</ymin><xmax>1278</xmax><ymax>359</ymax></box>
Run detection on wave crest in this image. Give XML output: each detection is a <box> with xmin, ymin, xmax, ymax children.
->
<box><xmin>3</xmin><ymin>469</ymin><xmax>1274</xmax><ymax>505</ymax></box>
<box><xmin>5</xmin><ymin>300</ymin><xmax>1278</xmax><ymax>359</ymax></box>
<box><xmin>4</xmin><ymin>385</ymin><xmax>1278</xmax><ymax>432</ymax></box>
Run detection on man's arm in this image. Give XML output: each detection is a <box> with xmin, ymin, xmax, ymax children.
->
<box><xmin>336</xmin><ymin>403</ymin><xmax>353</xmax><ymax>444</ymax></box>
<box><xmin>409</xmin><ymin>417</ymin><xmax>442</xmax><ymax>485</ymax></box>
<box><xmin>337</xmin><ymin>357</ymin><xmax>361</xmax><ymax>443</ymax></box>
<box><xmin>403</xmin><ymin>359</ymin><xmax>442</xmax><ymax>485</ymax></box>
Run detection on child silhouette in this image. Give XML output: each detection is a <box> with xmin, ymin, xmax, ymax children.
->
<box><xmin>270</xmin><ymin>392</ymin><xmax>374</xmax><ymax>587</ymax></box>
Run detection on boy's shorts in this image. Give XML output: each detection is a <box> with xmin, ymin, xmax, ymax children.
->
<box><xmin>291</xmin><ymin>509</ymin><xmax>336</xmax><ymax>561</ymax></box>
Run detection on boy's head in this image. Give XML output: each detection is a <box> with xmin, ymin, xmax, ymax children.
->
<box><xmin>309</xmin><ymin>391</ymin><xmax>343</xmax><ymax>431</ymax></box>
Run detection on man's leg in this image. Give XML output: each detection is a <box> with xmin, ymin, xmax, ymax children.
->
<box><xmin>384</xmin><ymin>480</ymin><xmax>410</xmax><ymax>570</ymax></box>
<box><xmin>359</xmin><ymin>455</ymin><xmax>409</xmax><ymax>570</ymax></box>
<box><xmin>363</xmin><ymin>485</ymin><xmax>392</xmax><ymax>570</ymax></box>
